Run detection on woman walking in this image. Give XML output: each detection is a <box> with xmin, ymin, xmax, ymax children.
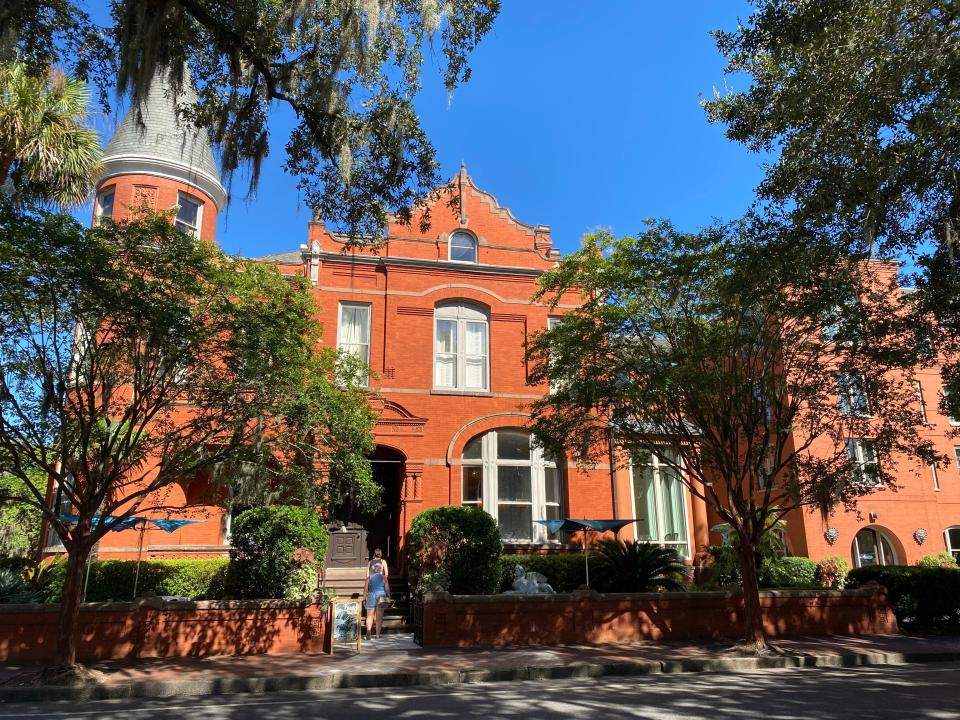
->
<box><xmin>362</xmin><ymin>549</ymin><xmax>391</xmax><ymax>640</ymax></box>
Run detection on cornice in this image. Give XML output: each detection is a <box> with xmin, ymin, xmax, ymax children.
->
<box><xmin>99</xmin><ymin>154</ymin><xmax>228</xmax><ymax>211</ymax></box>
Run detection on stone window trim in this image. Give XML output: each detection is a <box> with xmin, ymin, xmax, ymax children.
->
<box><xmin>447</xmin><ymin>230</ymin><xmax>479</xmax><ymax>264</ymax></box>
<box><xmin>433</xmin><ymin>301</ymin><xmax>490</xmax><ymax>392</ymax></box>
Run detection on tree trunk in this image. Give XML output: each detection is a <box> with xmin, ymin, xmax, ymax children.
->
<box><xmin>737</xmin><ymin>542</ymin><xmax>768</xmax><ymax>652</ymax></box>
<box><xmin>54</xmin><ymin>541</ymin><xmax>91</xmax><ymax>668</ymax></box>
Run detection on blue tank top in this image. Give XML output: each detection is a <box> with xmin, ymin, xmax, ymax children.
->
<box><xmin>368</xmin><ymin>561</ymin><xmax>385</xmax><ymax>593</ymax></box>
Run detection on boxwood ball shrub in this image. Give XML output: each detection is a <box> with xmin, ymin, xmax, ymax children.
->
<box><xmin>408</xmin><ymin>506</ymin><xmax>502</xmax><ymax>595</ymax></box>
<box><xmin>760</xmin><ymin>556</ymin><xmax>818</xmax><ymax>588</ymax></box>
<box><xmin>45</xmin><ymin>558</ymin><xmax>228</xmax><ymax>602</ymax></box>
<box><xmin>226</xmin><ymin>505</ymin><xmax>328</xmax><ymax>599</ymax></box>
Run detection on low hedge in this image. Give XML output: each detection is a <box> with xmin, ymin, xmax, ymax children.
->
<box><xmin>497</xmin><ymin>553</ymin><xmax>587</xmax><ymax>593</ymax></box>
<box><xmin>46</xmin><ymin>558</ymin><xmax>229</xmax><ymax>603</ymax></box>
<box><xmin>847</xmin><ymin>565</ymin><xmax>960</xmax><ymax>627</ymax></box>
<box><xmin>760</xmin><ymin>556</ymin><xmax>818</xmax><ymax>588</ymax></box>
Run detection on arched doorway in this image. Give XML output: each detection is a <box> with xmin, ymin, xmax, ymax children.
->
<box><xmin>852</xmin><ymin>527</ymin><xmax>899</xmax><ymax>568</ymax></box>
<box><xmin>361</xmin><ymin>445</ymin><xmax>405</xmax><ymax>569</ymax></box>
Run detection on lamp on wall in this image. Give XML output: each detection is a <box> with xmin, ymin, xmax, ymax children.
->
<box><xmin>869</xmin><ymin>512</ymin><xmax>878</xmax><ymax>522</ymax></box>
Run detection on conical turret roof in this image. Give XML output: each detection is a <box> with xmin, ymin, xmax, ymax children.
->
<box><xmin>100</xmin><ymin>68</ymin><xmax>227</xmax><ymax>210</ymax></box>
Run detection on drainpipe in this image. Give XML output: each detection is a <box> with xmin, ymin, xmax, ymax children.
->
<box><xmin>608</xmin><ymin>426</ymin><xmax>619</xmax><ymax>521</ymax></box>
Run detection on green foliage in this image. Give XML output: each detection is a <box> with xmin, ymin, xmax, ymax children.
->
<box><xmin>408</xmin><ymin>506</ymin><xmax>502</xmax><ymax>595</ymax></box>
<box><xmin>0</xmin><ymin>471</ymin><xmax>42</xmax><ymax>559</ymax></box>
<box><xmin>0</xmin><ymin>60</ymin><xmax>102</xmax><ymax>207</ymax></box>
<box><xmin>226</xmin><ymin>506</ymin><xmax>327</xmax><ymax>600</ymax></box>
<box><xmin>917</xmin><ymin>552</ymin><xmax>958</xmax><ymax>569</ymax></box>
<box><xmin>0</xmin><ymin>567</ymin><xmax>39</xmax><ymax>603</ymax></box>
<box><xmin>1</xmin><ymin>1</ymin><xmax>500</xmax><ymax>239</ymax></box>
<box><xmin>816</xmin><ymin>556</ymin><xmax>850</xmax><ymax>590</ymax></box>
<box><xmin>590</xmin><ymin>539</ymin><xmax>685</xmax><ymax>593</ymax></box>
<box><xmin>760</xmin><ymin>556</ymin><xmax>817</xmax><ymax>588</ymax></box>
<box><xmin>706</xmin><ymin>545</ymin><xmax>742</xmax><ymax>586</ymax></box>
<box><xmin>705</xmin><ymin>0</ymin><xmax>960</xmax><ymax>407</ymax></box>
<box><xmin>46</xmin><ymin>558</ymin><xmax>228</xmax><ymax>602</ymax></box>
<box><xmin>847</xmin><ymin>565</ymin><xmax>960</xmax><ymax>628</ymax></box>
<box><xmin>496</xmin><ymin>553</ymin><xmax>587</xmax><ymax>593</ymax></box>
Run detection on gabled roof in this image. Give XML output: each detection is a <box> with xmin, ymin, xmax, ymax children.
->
<box><xmin>100</xmin><ymin>68</ymin><xmax>227</xmax><ymax>210</ymax></box>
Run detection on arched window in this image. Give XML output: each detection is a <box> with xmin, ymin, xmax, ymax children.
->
<box><xmin>461</xmin><ymin>429</ymin><xmax>561</xmax><ymax>543</ymax></box>
<box><xmin>434</xmin><ymin>301</ymin><xmax>489</xmax><ymax>391</ymax></box>
<box><xmin>630</xmin><ymin>449</ymin><xmax>690</xmax><ymax>558</ymax></box>
<box><xmin>945</xmin><ymin>527</ymin><xmax>960</xmax><ymax>562</ymax></box>
<box><xmin>449</xmin><ymin>231</ymin><xmax>478</xmax><ymax>263</ymax></box>
<box><xmin>852</xmin><ymin>527</ymin><xmax>898</xmax><ymax>567</ymax></box>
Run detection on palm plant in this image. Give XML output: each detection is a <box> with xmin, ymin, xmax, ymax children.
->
<box><xmin>0</xmin><ymin>60</ymin><xmax>102</xmax><ymax>207</ymax></box>
<box><xmin>591</xmin><ymin>539</ymin><xmax>686</xmax><ymax>593</ymax></box>
<box><xmin>0</xmin><ymin>568</ymin><xmax>41</xmax><ymax>604</ymax></box>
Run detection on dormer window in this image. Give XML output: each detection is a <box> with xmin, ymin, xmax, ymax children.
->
<box><xmin>449</xmin><ymin>231</ymin><xmax>478</xmax><ymax>263</ymax></box>
<box><xmin>175</xmin><ymin>193</ymin><xmax>203</xmax><ymax>238</ymax></box>
<box><xmin>95</xmin><ymin>187</ymin><xmax>115</xmax><ymax>225</ymax></box>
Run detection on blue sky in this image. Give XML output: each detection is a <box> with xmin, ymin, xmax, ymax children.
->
<box><xmin>87</xmin><ymin>2</ymin><xmax>764</xmax><ymax>259</ymax></box>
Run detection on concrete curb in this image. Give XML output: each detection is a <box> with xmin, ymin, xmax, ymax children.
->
<box><xmin>2</xmin><ymin>650</ymin><xmax>960</xmax><ymax>704</ymax></box>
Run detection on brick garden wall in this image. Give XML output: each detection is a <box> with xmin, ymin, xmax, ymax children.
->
<box><xmin>421</xmin><ymin>587</ymin><xmax>898</xmax><ymax>648</ymax></box>
<box><xmin>0</xmin><ymin>598</ymin><xmax>329</xmax><ymax>662</ymax></box>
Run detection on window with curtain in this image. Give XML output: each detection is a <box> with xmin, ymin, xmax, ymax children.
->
<box><xmin>631</xmin><ymin>448</ymin><xmax>690</xmax><ymax>558</ymax></box>
<box><xmin>836</xmin><ymin>372</ymin><xmax>870</xmax><ymax>416</ymax></box>
<box><xmin>434</xmin><ymin>302</ymin><xmax>488</xmax><ymax>391</ymax></box>
<box><xmin>852</xmin><ymin>527</ymin><xmax>897</xmax><ymax>567</ymax></box>
<box><xmin>449</xmin><ymin>231</ymin><xmax>478</xmax><ymax>263</ymax></box>
<box><xmin>95</xmin><ymin>187</ymin><xmax>115</xmax><ymax>224</ymax></box>
<box><xmin>175</xmin><ymin>192</ymin><xmax>203</xmax><ymax>237</ymax></box>
<box><xmin>337</xmin><ymin>302</ymin><xmax>371</xmax><ymax>385</ymax></box>
<box><xmin>461</xmin><ymin>429</ymin><xmax>561</xmax><ymax>543</ymax></box>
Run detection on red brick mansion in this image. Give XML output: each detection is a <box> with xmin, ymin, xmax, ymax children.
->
<box><xmin>42</xmin><ymin>75</ymin><xmax>960</xmax><ymax>574</ymax></box>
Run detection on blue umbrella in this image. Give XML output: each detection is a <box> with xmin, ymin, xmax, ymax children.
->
<box><xmin>533</xmin><ymin>518</ymin><xmax>636</xmax><ymax>589</ymax></box>
<box><xmin>59</xmin><ymin>514</ymin><xmax>204</xmax><ymax>599</ymax></box>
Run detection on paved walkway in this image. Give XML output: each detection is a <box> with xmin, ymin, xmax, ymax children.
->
<box><xmin>2</xmin><ymin>633</ymin><xmax>959</xmax><ymax>703</ymax></box>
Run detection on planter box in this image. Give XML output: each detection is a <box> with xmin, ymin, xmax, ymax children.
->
<box><xmin>0</xmin><ymin>598</ymin><xmax>330</xmax><ymax>662</ymax></box>
<box><xmin>420</xmin><ymin>587</ymin><xmax>898</xmax><ymax>648</ymax></box>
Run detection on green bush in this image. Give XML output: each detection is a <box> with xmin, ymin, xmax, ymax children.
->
<box><xmin>0</xmin><ymin>568</ymin><xmax>40</xmax><ymax>603</ymax></box>
<box><xmin>226</xmin><ymin>505</ymin><xmax>327</xmax><ymax>599</ymax></box>
<box><xmin>917</xmin><ymin>552</ymin><xmax>958</xmax><ymax>569</ymax></box>
<box><xmin>591</xmin><ymin>539</ymin><xmax>685</xmax><ymax>593</ymax></box>
<box><xmin>815</xmin><ymin>556</ymin><xmax>850</xmax><ymax>589</ymax></box>
<box><xmin>497</xmin><ymin>553</ymin><xmax>587</xmax><ymax>592</ymax></box>
<box><xmin>847</xmin><ymin>565</ymin><xmax>960</xmax><ymax>628</ymax></box>
<box><xmin>706</xmin><ymin>545</ymin><xmax>741</xmax><ymax>586</ymax></box>
<box><xmin>45</xmin><ymin>558</ymin><xmax>229</xmax><ymax>602</ymax></box>
<box><xmin>760</xmin><ymin>556</ymin><xmax>818</xmax><ymax>588</ymax></box>
<box><xmin>408</xmin><ymin>506</ymin><xmax>502</xmax><ymax>595</ymax></box>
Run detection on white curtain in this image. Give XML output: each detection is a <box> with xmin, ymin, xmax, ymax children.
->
<box><xmin>463</xmin><ymin>321</ymin><xmax>487</xmax><ymax>388</ymax></box>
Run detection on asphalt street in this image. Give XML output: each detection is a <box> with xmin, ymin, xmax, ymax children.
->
<box><xmin>2</xmin><ymin>661</ymin><xmax>959</xmax><ymax>720</ymax></box>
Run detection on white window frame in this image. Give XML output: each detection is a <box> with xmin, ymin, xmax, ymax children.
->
<box><xmin>852</xmin><ymin>527</ymin><xmax>897</xmax><ymax>568</ymax></box>
<box><xmin>945</xmin><ymin>527</ymin><xmax>960</xmax><ymax>562</ymax></box>
<box><xmin>337</xmin><ymin>301</ymin><xmax>372</xmax><ymax>385</ymax></box>
<box><xmin>836</xmin><ymin>372</ymin><xmax>871</xmax><ymax>417</ymax></box>
<box><xmin>629</xmin><ymin>449</ymin><xmax>691</xmax><ymax>559</ymax></box>
<box><xmin>95</xmin><ymin>186</ymin><xmax>115</xmax><ymax>224</ymax></box>
<box><xmin>433</xmin><ymin>302</ymin><xmax>489</xmax><ymax>391</ymax></box>
<box><xmin>946</xmin><ymin>390</ymin><xmax>960</xmax><ymax>426</ymax></box>
<box><xmin>547</xmin><ymin>315</ymin><xmax>565</xmax><ymax>393</ymax></box>
<box><xmin>174</xmin><ymin>192</ymin><xmax>203</xmax><ymax>238</ymax></box>
<box><xmin>846</xmin><ymin>439</ymin><xmax>880</xmax><ymax>487</ymax></box>
<box><xmin>932</xmin><ymin>463</ymin><xmax>941</xmax><ymax>491</ymax></box>
<box><xmin>954</xmin><ymin>446</ymin><xmax>960</xmax><ymax>473</ymax></box>
<box><xmin>448</xmin><ymin>231</ymin><xmax>478</xmax><ymax>264</ymax></box>
<box><xmin>916</xmin><ymin>381</ymin><xmax>928</xmax><ymax>424</ymax></box>
<box><xmin>460</xmin><ymin>429</ymin><xmax>562</xmax><ymax>544</ymax></box>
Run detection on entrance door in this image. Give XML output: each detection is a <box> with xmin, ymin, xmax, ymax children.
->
<box><xmin>361</xmin><ymin>456</ymin><xmax>402</xmax><ymax>568</ymax></box>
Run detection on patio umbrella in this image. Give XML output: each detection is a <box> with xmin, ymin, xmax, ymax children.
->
<box><xmin>534</xmin><ymin>518</ymin><xmax>635</xmax><ymax>589</ymax></box>
<box><xmin>59</xmin><ymin>514</ymin><xmax>203</xmax><ymax>599</ymax></box>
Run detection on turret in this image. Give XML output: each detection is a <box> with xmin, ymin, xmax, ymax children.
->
<box><xmin>93</xmin><ymin>68</ymin><xmax>226</xmax><ymax>241</ymax></box>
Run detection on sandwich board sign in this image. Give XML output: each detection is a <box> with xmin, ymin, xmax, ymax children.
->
<box><xmin>330</xmin><ymin>596</ymin><xmax>362</xmax><ymax>653</ymax></box>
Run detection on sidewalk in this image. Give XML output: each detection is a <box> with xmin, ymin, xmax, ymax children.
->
<box><xmin>2</xmin><ymin>633</ymin><xmax>959</xmax><ymax>703</ymax></box>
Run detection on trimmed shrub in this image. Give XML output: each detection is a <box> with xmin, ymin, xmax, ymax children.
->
<box><xmin>45</xmin><ymin>558</ymin><xmax>229</xmax><ymax>602</ymax></box>
<box><xmin>847</xmin><ymin>565</ymin><xmax>960</xmax><ymax>627</ymax></box>
<box><xmin>917</xmin><ymin>552</ymin><xmax>958</xmax><ymax>569</ymax></box>
<box><xmin>760</xmin><ymin>556</ymin><xmax>818</xmax><ymax>588</ymax></box>
<box><xmin>591</xmin><ymin>539</ymin><xmax>685</xmax><ymax>593</ymax></box>
<box><xmin>408</xmin><ymin>506</ymin><xmax>502</xmax><ymax>595</ymax></box>
<box><xmin>816</xmin><ymin>556</ymin><xmax>850</xmax><ymax>589</ymax></box>
<box><xmin>497</xmin><ymin>553</ymin><xmax>587</xmax><ymax>593</ymax></box>
<box><xmin>226</xmin><ymin>505</ymin><xmax>327</xmax><ymax>599</ymax></box>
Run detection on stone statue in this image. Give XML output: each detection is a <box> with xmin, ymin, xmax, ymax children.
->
<box><xmin>505</xmin><ymin>564</ymin><xmax>555</xmax><ymax>594</ymax></box>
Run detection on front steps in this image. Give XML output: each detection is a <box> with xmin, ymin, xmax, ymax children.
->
<box><xmin>323</xmin><ymin>567</ymin><xmax>412</xmax><ymax>634</ymax></box>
